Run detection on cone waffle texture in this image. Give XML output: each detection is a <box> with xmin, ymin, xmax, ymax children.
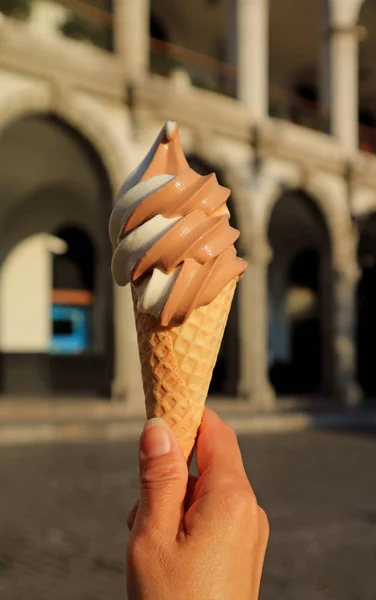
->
<box><xmin>133</xmin><ymin>278</ymin><xmax>237</xmax><ymax>460</ymax></box>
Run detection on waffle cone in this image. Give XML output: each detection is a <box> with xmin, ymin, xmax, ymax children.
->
<box><xmin>132</xmin><ymin>278</ymin><xmax>237</xmax><ymax>460</ymax></box>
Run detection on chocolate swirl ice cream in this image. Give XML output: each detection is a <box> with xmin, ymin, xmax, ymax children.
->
<box><xmin>109</xmin><ymin>121</ymin><xmax>247</xmax><ymax>327</ymax></box>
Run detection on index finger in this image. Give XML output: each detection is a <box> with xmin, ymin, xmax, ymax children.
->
<box><xmin>183</xmin><ymin>409</ymin><xmax>254</xmax><ymax>535</ymax></box>
<box><xmin>195</xmin><ymin>408</ymin><xmax>248</xmax><ymax>483</ymax></box>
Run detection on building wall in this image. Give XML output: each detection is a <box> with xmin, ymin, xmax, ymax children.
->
<box><xmin>1</xmin><ymin>2</ymin><xmax>376</xmax><ymax>407</ymax></box>
<box><xmin>0</xmin><ymin>235</ymin><xmax>52</xmax><ymax>352</ymax></box>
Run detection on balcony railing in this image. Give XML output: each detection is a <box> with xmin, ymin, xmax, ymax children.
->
<box><xmin>148</xmin><ymin>40</ymin><xmax>332</xmax><ymax>135</ymax></box>
<box><xmin>1</xmin><ymin>1</ymin><xmax>375</xmax><ymax>155</ymax></box>
<box><xmin>57</xmin><ymin>0</ymin><xmax>113</xmax><ymax>50</ymax></box>
<box><xmin>0</xmin><ymin>0</ymin><xmax>113</xmax><ymax>50</ymax></box>
<box><xmin>150</xmin><ymin>37</ymin><xmax>237</xmax><ymax>98</ymax></box>
<box><xmin>269</xmin><ymin>86</ymin><xmax>330</xmax><ymax>135</ymax></box>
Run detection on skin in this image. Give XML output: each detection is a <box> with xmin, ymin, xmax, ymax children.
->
<box><xmin>126</xmin><ymin>408</ymin><xmax>269</xmax><ymax>600</ymax></box>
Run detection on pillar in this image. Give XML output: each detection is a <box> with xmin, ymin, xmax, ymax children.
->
<box><xmin>236</xmin><ymin>0</ymin><xmax>269</xmax><ymax>122</ymax></box>
<box><xmin>112</xmin><ymin>284</ymin><xmax>144</xmax><ymax>412</ymax></box>
<box><xmin>238</xmin><ymin>239</ymin><xmax>276</xmax><ymax>410</ymax></box>
<box><xmin>333</xmin><ymin>262</ymin><xmax>362</xmax><ymax>406</ymax></box>
<box><xmin>113</xmin><ymin>0</ymin><xmax>149</xmax><ymax>81</ymax></box>
<box><xmin>321</xmin><ymin>0</ymin><xmax>366</xmax><ymax>153</ymax></box>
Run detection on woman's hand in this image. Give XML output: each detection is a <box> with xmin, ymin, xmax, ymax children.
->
<box><xmin>126</xmin><ymin>408</ymin><xmax>269</xmax><ymax>600</ymax></box>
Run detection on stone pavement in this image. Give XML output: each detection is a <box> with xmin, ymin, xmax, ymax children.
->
<box><xmin>2</xmin><ymin>398</ymin><xmax>376</xmax><ymax>446</ymax></box>
<box><xmin>0</xmin><ymin>427</ymin><xmax>376</xmax><ymax>599</ymax></box>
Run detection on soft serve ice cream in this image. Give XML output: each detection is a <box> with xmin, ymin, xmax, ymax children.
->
<box><xmin>109</xmin><ymin>121</ymin><xmax>247</xmax><ymax>327</ymax></box>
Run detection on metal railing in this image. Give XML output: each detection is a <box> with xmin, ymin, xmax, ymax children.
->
<box><xmin>149</xmin><ymin>39</ymin><xmax>332</xmax><ymax>135</ymax></box>
<box><xmin>270</xmin><ymin>87</ymin><xmax>376</xmax><ymax>155</ymax></box>
<box><xmin>269</xmin><ymin>86</ymin><xmax>330</xmax><ymax>134</ymax></box>
<box><xmin>54</xmin><ymin>0</ymin><xmax>113</xmax><ymax>50</ymax></box>
<box><xmin>0</xmin><ymin>0</ymin><xmax>113</xmax><ymax>49</ymax></box>
<box><xmin>53</xmin><ymin>0</ymin><xmax>112</xmax><ymax>28</ymax></box>
<box><xmin>149</xmin><ymin>36</ymin><xmax>237</xmax><ymax>97</ymax></box>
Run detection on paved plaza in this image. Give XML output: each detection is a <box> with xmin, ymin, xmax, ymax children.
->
<box><xmin>0</xmin><ymin>426</ymin><xmax>376</xmax><ymax>599</ymax></box>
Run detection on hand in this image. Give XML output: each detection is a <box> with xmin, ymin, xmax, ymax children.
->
<box><xmin>126</xmin><ymin>408</ymin><xmax>269</xmax><ymax>600</ymax></box>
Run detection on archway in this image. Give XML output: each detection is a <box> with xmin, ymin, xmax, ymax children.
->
<box><xmin>53</xmin><ymin>226</ymin><xmax>95</xmax><ymax>294</ymax></box>
<box><xmin>0</xmin><ymin>115</ymin><xmax>113</xmax><ymax>397</ymax></box>
<box><xmin>268</xmin><ymin>190</ymin><xmax>332</xmax><ymax>396</ymax></box>
<box><xmin>357</xmin><ymin>213</ymin><xmax>376</xmax><ymax>398</ymax></box>
<box><xmin>187</xmin><ymin>155</ymin><xmax>240</xmax><ymax>397</ymax></box>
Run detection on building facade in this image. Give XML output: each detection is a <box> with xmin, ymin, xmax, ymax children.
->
<box><xmin>0</xmin><ymin>0</ymin><xmax>376</xmax><ymax>411</ymax></box>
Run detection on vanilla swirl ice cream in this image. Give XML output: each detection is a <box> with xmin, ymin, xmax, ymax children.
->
<box><xmin>109</xmin><ymin>121</ymin><xmax>247</xmax><ymax>327</ymax></box>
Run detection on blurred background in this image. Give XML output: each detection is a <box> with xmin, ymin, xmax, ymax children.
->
<box><xmin>0</xmin><ymin>0</ymin><xmax>376</xmax><ymax>598</ymax></box>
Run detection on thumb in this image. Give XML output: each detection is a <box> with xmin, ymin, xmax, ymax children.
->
<box><xmin>133</xmin><ymin>418</ymin><xmax>188</xmax><ymax>540</ymax></box>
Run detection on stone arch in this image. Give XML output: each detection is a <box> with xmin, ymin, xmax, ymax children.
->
<box><xmin>256</xmin><ymin>175</ymin><xmax>355</xmax><ymax>276</ymax></box>
<box><xmin>0</xmin><ymin>183</ymin><xmax>99</xmax><ymax>269</ymax></box>
<box><xmin>0</xmin><ymin>110</ymin><xmax>116</xmax><ymax>397</ymax></box>
<box><xmin>267</xmin><ymin>188</ymin><xmax>333</xmax><ymax>395</ymax></box>
<box><xmin>259</xmin><ymin>174</ymin><xmax>359</xmax><ymax>398</ymax></box>
<box><xmin>0</xmin><ymin>83</ymin><xmax>126</xmax><ymax>195</ymax></box>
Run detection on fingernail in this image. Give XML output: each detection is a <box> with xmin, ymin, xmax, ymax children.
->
<box><xmin>140</xmin><ymin>418</ymin><xmax>171</xmax><ymax>459</ymax></box>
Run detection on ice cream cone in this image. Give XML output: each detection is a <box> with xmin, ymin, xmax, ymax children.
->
<box><xmin>110</xmin><ymin>121</ymin><xmax>247</xmax><ymax>459</ymax></box>
<box><xmin>132</xmin><ymin>277</ymin><xmax>237</xmax><ymax>461</ymax></box>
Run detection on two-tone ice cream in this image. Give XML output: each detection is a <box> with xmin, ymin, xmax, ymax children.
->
<box><xmin>109</xmin><ymin>121</ymin><xmax>247</xmax><ymax>327</ymax></box>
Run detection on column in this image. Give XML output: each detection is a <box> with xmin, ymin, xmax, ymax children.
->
<box><xmin>321</xmin><ymin>0</ymin><xmax>366</xmax><ymax>153</ymax></box>
<box><xmin>112</xmin><ymin>284</ymin><xmax>144</xmax><ymax>412</ymax></box>
<box><xmin>332</xmin><ymin>263</ymin><xmax>362</xmax><ymax>406</ymax></box>
<box><xmin>238</xmin><ymin>240</ymin><xmax>276</xmax><ymax>410</ymax></box>
<box><xmin>236</xmin><ymin>0</ymin><xmax>269</xmax><ymax>122</ymax></box>
<box><xmin>113</xmin><ymin>0</ymin><xmax>149</xmax><ymax>81</ymax></box>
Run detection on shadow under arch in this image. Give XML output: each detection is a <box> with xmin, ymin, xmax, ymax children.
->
<box><xmin>0</xmin><ymin>91</ymin><xmax>125</xmax><ymax>196</ymax></box>
<box><xmin>267</xmin><ymin>188</ymin><xmax>333</xmax><ymax>397</ymax></box>
<box><xmin>53</xmin><ymin>225</ymin><xmax>95</xmax><ymax>293</ymax></box>
<box><xmin>150</xmin><ymin>12</ymin><xmax>169</xmax><ymax>42</ymax></box>
<box><xmin>358</xmin><ymin>0</ymin><xmax>376</xmax><ymax>151</ymax></box>
<box><xmin>0</xmin><ymin>114</ymin><xmax>114</xmax><ymax>398</ymax></box>
<box><xmin>185</xmin><ymin>155</ymin><xmax>241</xmax><ymax>397</ymax></box>
<box><xmin>357</xmin><ymin>212</ymin><xmax>376</xmax><ymax>399</ymax></box>
<box><xmin>149</xmin><ymin>6</ymin><xmax>175</xmax><ymax>77</ymax></box>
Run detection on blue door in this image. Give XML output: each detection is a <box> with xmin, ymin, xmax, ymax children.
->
<box><xmin>50</xmin><ymin>305</ymin><xmax>90</xmax><ymax>354</ymax></box>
